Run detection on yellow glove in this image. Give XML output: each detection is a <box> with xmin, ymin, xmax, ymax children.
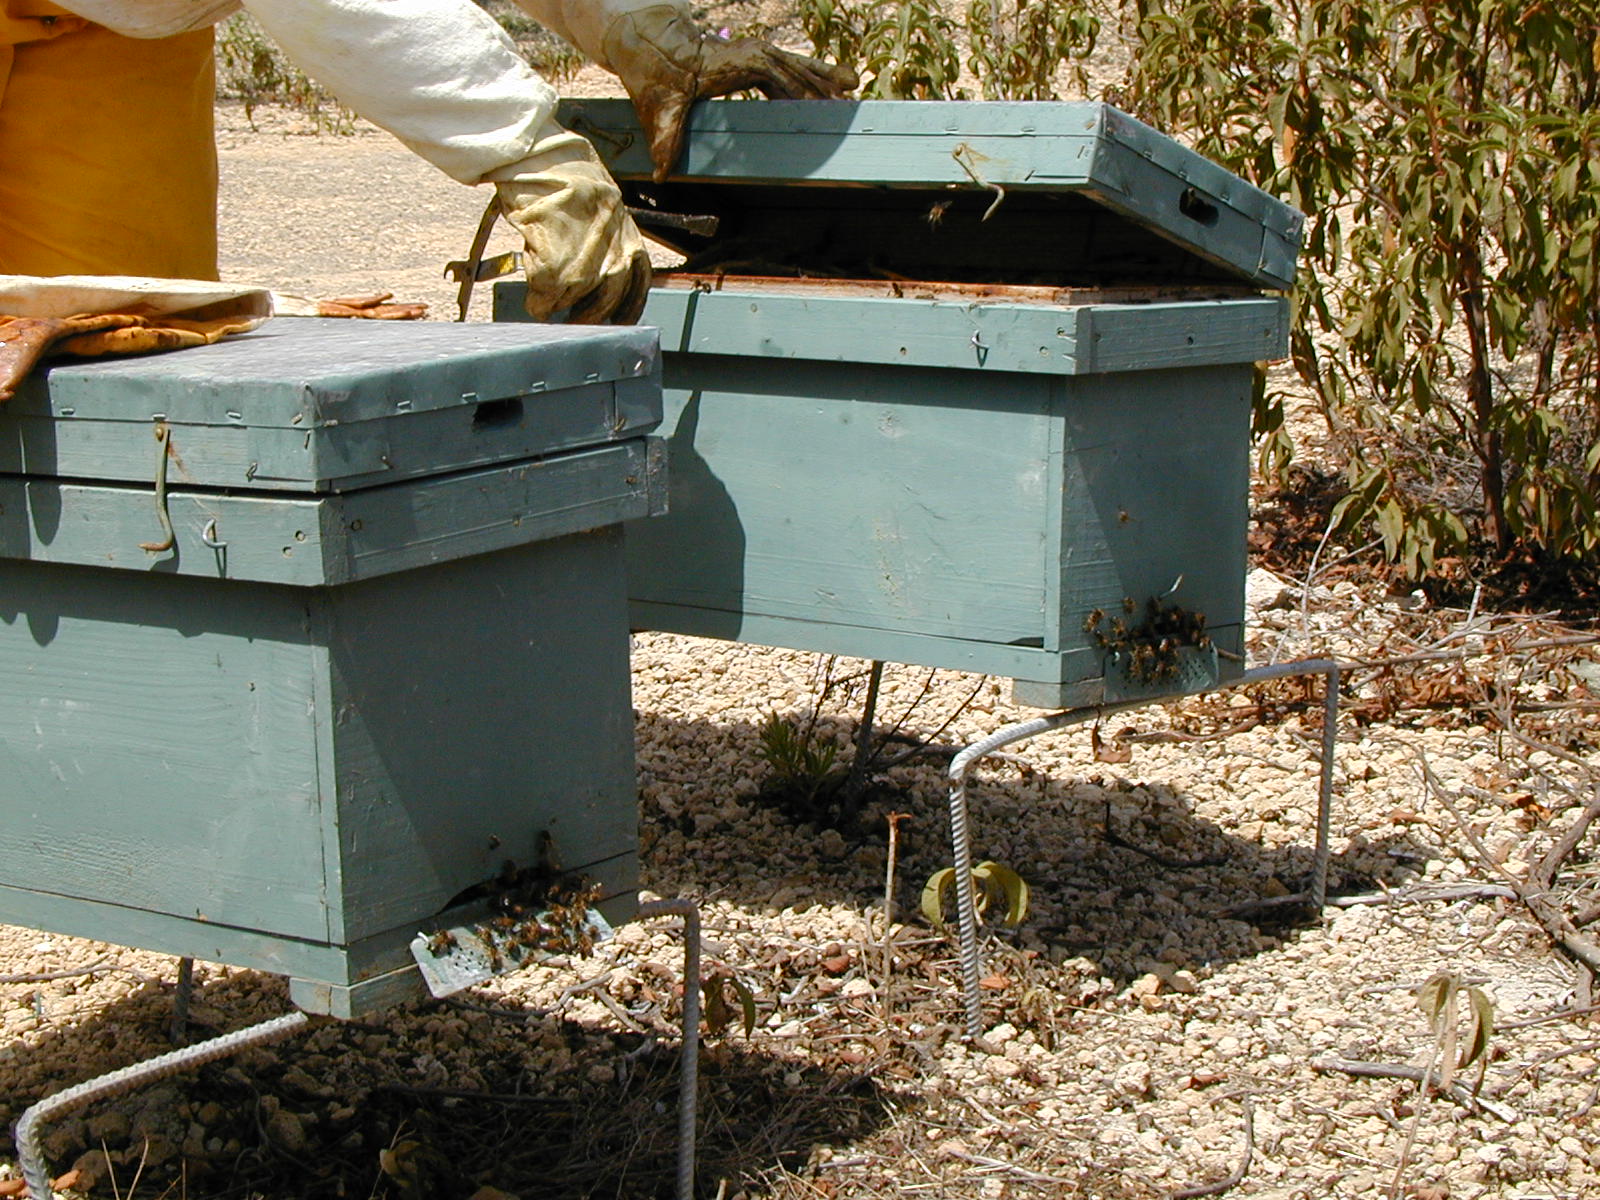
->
<box><xmin>601</xmin><ymin>5</ymin><xmax>859</xmax><ymax>181</ymax></box>
<box><xmin>493</xmin><ymin>129</ymin><xmax>652</xmax><ymax>325</ymax></box>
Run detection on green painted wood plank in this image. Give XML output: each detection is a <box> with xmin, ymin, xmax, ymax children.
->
<box><xmin>10</xmin><ymin>320</ymin><xmax>658</xmax><ymax>427</ymax></box>
<box><xmin>1045</xmin><ymin>365</ymin><xmax>1250</xmax><ymax>681</ymax></box>
<box><xmin>0</xmin><ymin>377</ymin><xmax>659</xmax><ymax>494</ymax></box>
<box><xmin>628</xmin><ymin>598</ymin><xmax>1096</xmax><ymax>680</ymax></box>
<box><xmin>317</xmin><ymin>532</ymin><xmax>639</xmax><ymax>941</ymax></box>
<box><xmin>1076</xmin><ymin>301</ymin><xmax>1287</xmax><ymax>374</ymax></box>
<box><xmin>0</xmin><ymin>564</ymin><xmax>334</xmax><ymax>941</ymax></box>
<box><xmin>329</xmin><ymin>441</ymin><xmax>659</xmax><ymax>583</ymax></box>
<box><xmin>0</xmin><ymin>439</ymin><xmax>662</xmax><ymax>584</ymax></box>
<box><xmin>500</xmin><ymin>284</ymin><xmax>1285</xmax><ymax>375</ymax></box>
<box><xmin>628</xmin><ymin>357</ymin><xmax>1055</xmax><ymax>646</ymax></box>
<box><xmin>0</xmin><ymin>881</ymin><xmax>356</xmax><ymax>982</ymax></box>
<box><xmin>0</xmin><ymin>536</ymin><xmax>641</xmax><ymax>964</ymax></box>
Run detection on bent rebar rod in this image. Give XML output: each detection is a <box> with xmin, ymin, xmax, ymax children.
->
<box><xmin>946</xmin><ymin>659</ymin><xmax>1342</xmax><ymax>1041</ymax></box>
<box><xmin>637</xmin><ymin>898</ymin><xmax>703</xmax><ymax>1200</ymax></box>
<box><xmin>14</xmin><ymin>1010</ymin><xmax>311</xmax><ymax>1199</ymax></box>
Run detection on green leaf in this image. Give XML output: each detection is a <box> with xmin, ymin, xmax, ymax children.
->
<box><xmin>921</xmin><ymin>861</ymin><xmax>1030</xmax><ymax>927</ymax></box>
<box><xmin>972</xmin><ymin>861</ymin><xmax>1031</xmax><ymax>927</ymax></box>
<box><xmin>920</xmin><ymin>867</ymin><xmax>961</xmax><ymax>927</ymax></box>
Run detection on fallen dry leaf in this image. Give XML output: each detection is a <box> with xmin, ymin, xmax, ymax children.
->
<box><xmin>1091</xmin><ymin>723</ymin><xmax>1133</xmax><ymax>764</ymax></box>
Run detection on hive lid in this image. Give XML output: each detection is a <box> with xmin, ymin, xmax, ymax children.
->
<box><xmin>0</xmin><ymin>319</ymin><xmax>661</xmax><ymax>492</ymax></box>
<box><xmin>558</xmin><ymin>99</ymin><xmax>1304</xmax><ymax>291</ymax></box>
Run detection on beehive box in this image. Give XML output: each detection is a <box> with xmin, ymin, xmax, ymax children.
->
<box><xmin>499</xmin><ymin>100</ymin><xmax>1302</xmax><ymax>707</ymax></box>
<box><xmin>0</xmin><ymin>320</ymin><xmax>663</xmax><ymax>1016</ymax></box>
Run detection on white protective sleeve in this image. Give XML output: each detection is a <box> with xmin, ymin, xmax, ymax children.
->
<box><xmin>57</xmin><ymin>0</ymin><xmax>569</xmax><ymax>185</ymax></box>
<box><xmin>242</xmin><ymin>0</ymin><xmax>563</xmax><ymax>183</ymax></box>
<box><xmin>504</xmin><ymin>0</ymin><xmax>691</xmax><ymax>74</ymax></box>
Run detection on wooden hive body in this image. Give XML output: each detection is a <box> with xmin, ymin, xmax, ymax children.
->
<box><xmin>0</xmin><ymin>320</ymin><xmax>663</xmax><ymax>1015</ymax></box>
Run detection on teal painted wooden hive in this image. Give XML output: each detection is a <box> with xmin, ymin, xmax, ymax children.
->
<box><xmin>0</xmin><ymin>320</ymin><xmax>663</xmax><ymax>1017</ymax></box>
<box><xmin>497</xmin><ymin>100</ymin><xmax>1304</xmax><ymax>707</ymax></box>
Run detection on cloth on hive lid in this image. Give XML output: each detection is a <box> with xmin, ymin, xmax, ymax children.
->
<box><xmin>0</xmin><ymin>274</ymin><xmax>273</xmax><ymax>402</ymax></box>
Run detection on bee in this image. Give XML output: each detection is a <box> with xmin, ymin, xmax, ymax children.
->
<box><xmin>1082</xmin><ymin>608</ymin><xmax>1105</xmax><ymax>635</ymax></box>
<box><xmin>1122</xmin><ymin>596</ymin><xmax>1137</xmax><ymax>614</ymax></box>
<box><xmin>926</xmin><ymin>200</ymin><xmax>952</xmax><ymax>229</ymax></box>
<box><xmin>425</xmin><ymin>930</ymin><xmax>458</xmax><ymax>957</ymax></box>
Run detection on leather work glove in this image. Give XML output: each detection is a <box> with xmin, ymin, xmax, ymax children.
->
<box><xmin>602</xmin><ymin>5</ymin><xmax>859</xmax><ymax>181</ymax></box>
<box><xmin>493</xmin><ymin>126</ymin><xmax>652</xmax><ymax>324</ymax></box>
<box><xmin>0</xmin><ymin>311</ymin><xmax>260</xmax><ymax>402</ymax></box>
<box><xmin>271</xmin><ymin>291</ymin><xmax>430</xmax><ymax>319</ymax></box>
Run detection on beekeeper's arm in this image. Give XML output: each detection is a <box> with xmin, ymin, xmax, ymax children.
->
<box><xmin>229</xmin><ymin>0</ymin><xmax>647</xmax><ymax>323</ymax></box>
<box><xmin>509</xmin><ymin>0</ymin><xmax>858</xmax><ymax>181</ymax></box>
<box><xmin>239</xmin><ymin>0</ymin><xmax>852</xmax><ymax>317</ymax></box>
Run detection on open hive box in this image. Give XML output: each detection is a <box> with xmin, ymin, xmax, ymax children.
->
<box><xmin>0</xmin><ymin>320</ymin><xmax>662</xmax><ymax>1016</ymax></box>
<box><xmin>499</xmin><ymin>100</ymin><xmax>1303</xmax><ymax>707</ymax></box>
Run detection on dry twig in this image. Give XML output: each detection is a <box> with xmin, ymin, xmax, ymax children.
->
<box><xmin>1165</xmin><ymin>1096</ymin><xmax>1254</xmax><ymax>1200</ymax></box>
<box><xmin>1311</xmin><ymin>1057</ymin><xmax>1515</xmax><ymax>1121</ymax></box>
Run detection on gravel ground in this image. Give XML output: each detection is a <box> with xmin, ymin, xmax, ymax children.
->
<box><xmin>2</xmin><ymin>102</ymin><xmax>1598</xmax><ymax>1200</ymax></box>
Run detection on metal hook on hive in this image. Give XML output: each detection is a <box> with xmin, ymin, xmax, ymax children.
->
<box><xmin>568</xmin><ymin>113</ymin><xmax>636</xmax><ymax>159</ymax></box>
<box><xmin>200</xmin><ymin>517</ymin><xmax>227</xmax><ymax>549</ymax></box>
<box><xmin>139</xmin><ymin>422</ymin><xmax>176</xmax><ymax>554</ymax></box>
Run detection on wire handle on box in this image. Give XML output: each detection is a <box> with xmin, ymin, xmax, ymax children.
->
<box><xmin>138</xmin><ymin>422</ymin><xmax>176</xmax><ymax>554</ymax></box>
<box><xmin>952</xmin><ymin>143</ymin><xmax>1007</xmax><ymax>222</ymax></box>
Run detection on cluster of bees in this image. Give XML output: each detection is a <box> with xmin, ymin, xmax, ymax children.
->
<box><xmin>1083</xmin><ymin>595</ymin><xmax>1212</xmax><ymax>685</ymax></box>
<box><xmin>424</xmin><ymin>869</ymin><xmax>605</xmax><ymax>972</ymax></box>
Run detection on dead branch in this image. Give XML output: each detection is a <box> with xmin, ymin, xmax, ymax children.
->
<box><xmin>1165</xmin><ymin>1096</ymin><xmax>1254</xmax><ymax>1200</ymax></box>
<box><xmin>375</xmin><ymin>1083</ymin><xmax>571</xmax><ymax>1105</ymax></box>
<box><xmin>1328</xmin><ymin>883</ymin><xmax>1518</xmax><ymax>907</ymax></box>
<box><xmin>1311</xmin><ymin>1058</ymin><xmax>1515</xmax><ymax>1121</ymax></box>
<box><xmin>0</xmin><ymin>955</ymin><xmax>110</xmax><ymax>984</ymax></box>
<box><xmin>1529</xmin><ymin>790</ymin><xmax>1600</xmax><ymax>891</ymax></box>
<box><xmin>1102</xmin><ymin>800</ymin><xmax>1230</xmax><ymax>869</ymax></box>
<box><xmin>1496</xmin><ymin>1001</ymin><xmax>1600</xmax><ymax>1030</ymax></box>
<box><xmin>1424</xmin><ymin>763</ymin><xmax>1600</xmax><ymax>976</ymax></box>
<box><xmin>945</xmin><ymin>1151</ymin><xmax>1078</xmax><ymax>1185</ymax></box>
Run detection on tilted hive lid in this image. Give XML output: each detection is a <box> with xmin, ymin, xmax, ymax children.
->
<box><xmin>558</xmin><ymin>99</ymin><xmax>1304</xmax><ymax>291</ymax></box>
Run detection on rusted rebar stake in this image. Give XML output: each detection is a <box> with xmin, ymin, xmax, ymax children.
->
<box><xmin>945</xmin><ymin>659</ymin><xmax>1343</xmax><ymax>1042</ymax></box>
<box><xmin>637</xmin><ymin>898</ymin><xmax>702</xmax><ymax>1200</ymax></box>
<box><xmin>14</xmin><ymin>1011</ymin><xmax>311</xmax><ymax>1199</ymax></box>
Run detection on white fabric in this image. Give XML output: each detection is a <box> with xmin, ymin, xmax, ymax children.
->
<box><xmin>0</xmin><ymin>274</ymin><xmax>273</xmax><ymax>324</ymax></box>
<box><xmin>49</xmin><ymin>0</ymin><xmax>691</xmax><ymax>184</ymax></box>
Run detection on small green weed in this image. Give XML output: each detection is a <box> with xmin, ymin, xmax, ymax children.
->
<box><xmin>757</xmin><ymin>712</ymin><xmax>840</xmax><ymax>800</ymax></box>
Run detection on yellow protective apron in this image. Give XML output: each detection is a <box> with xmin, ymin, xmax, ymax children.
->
<box><xmin>0</xmin><ymin>0</ymin><xmax>218</xmax><ymax>279</ymax></box>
